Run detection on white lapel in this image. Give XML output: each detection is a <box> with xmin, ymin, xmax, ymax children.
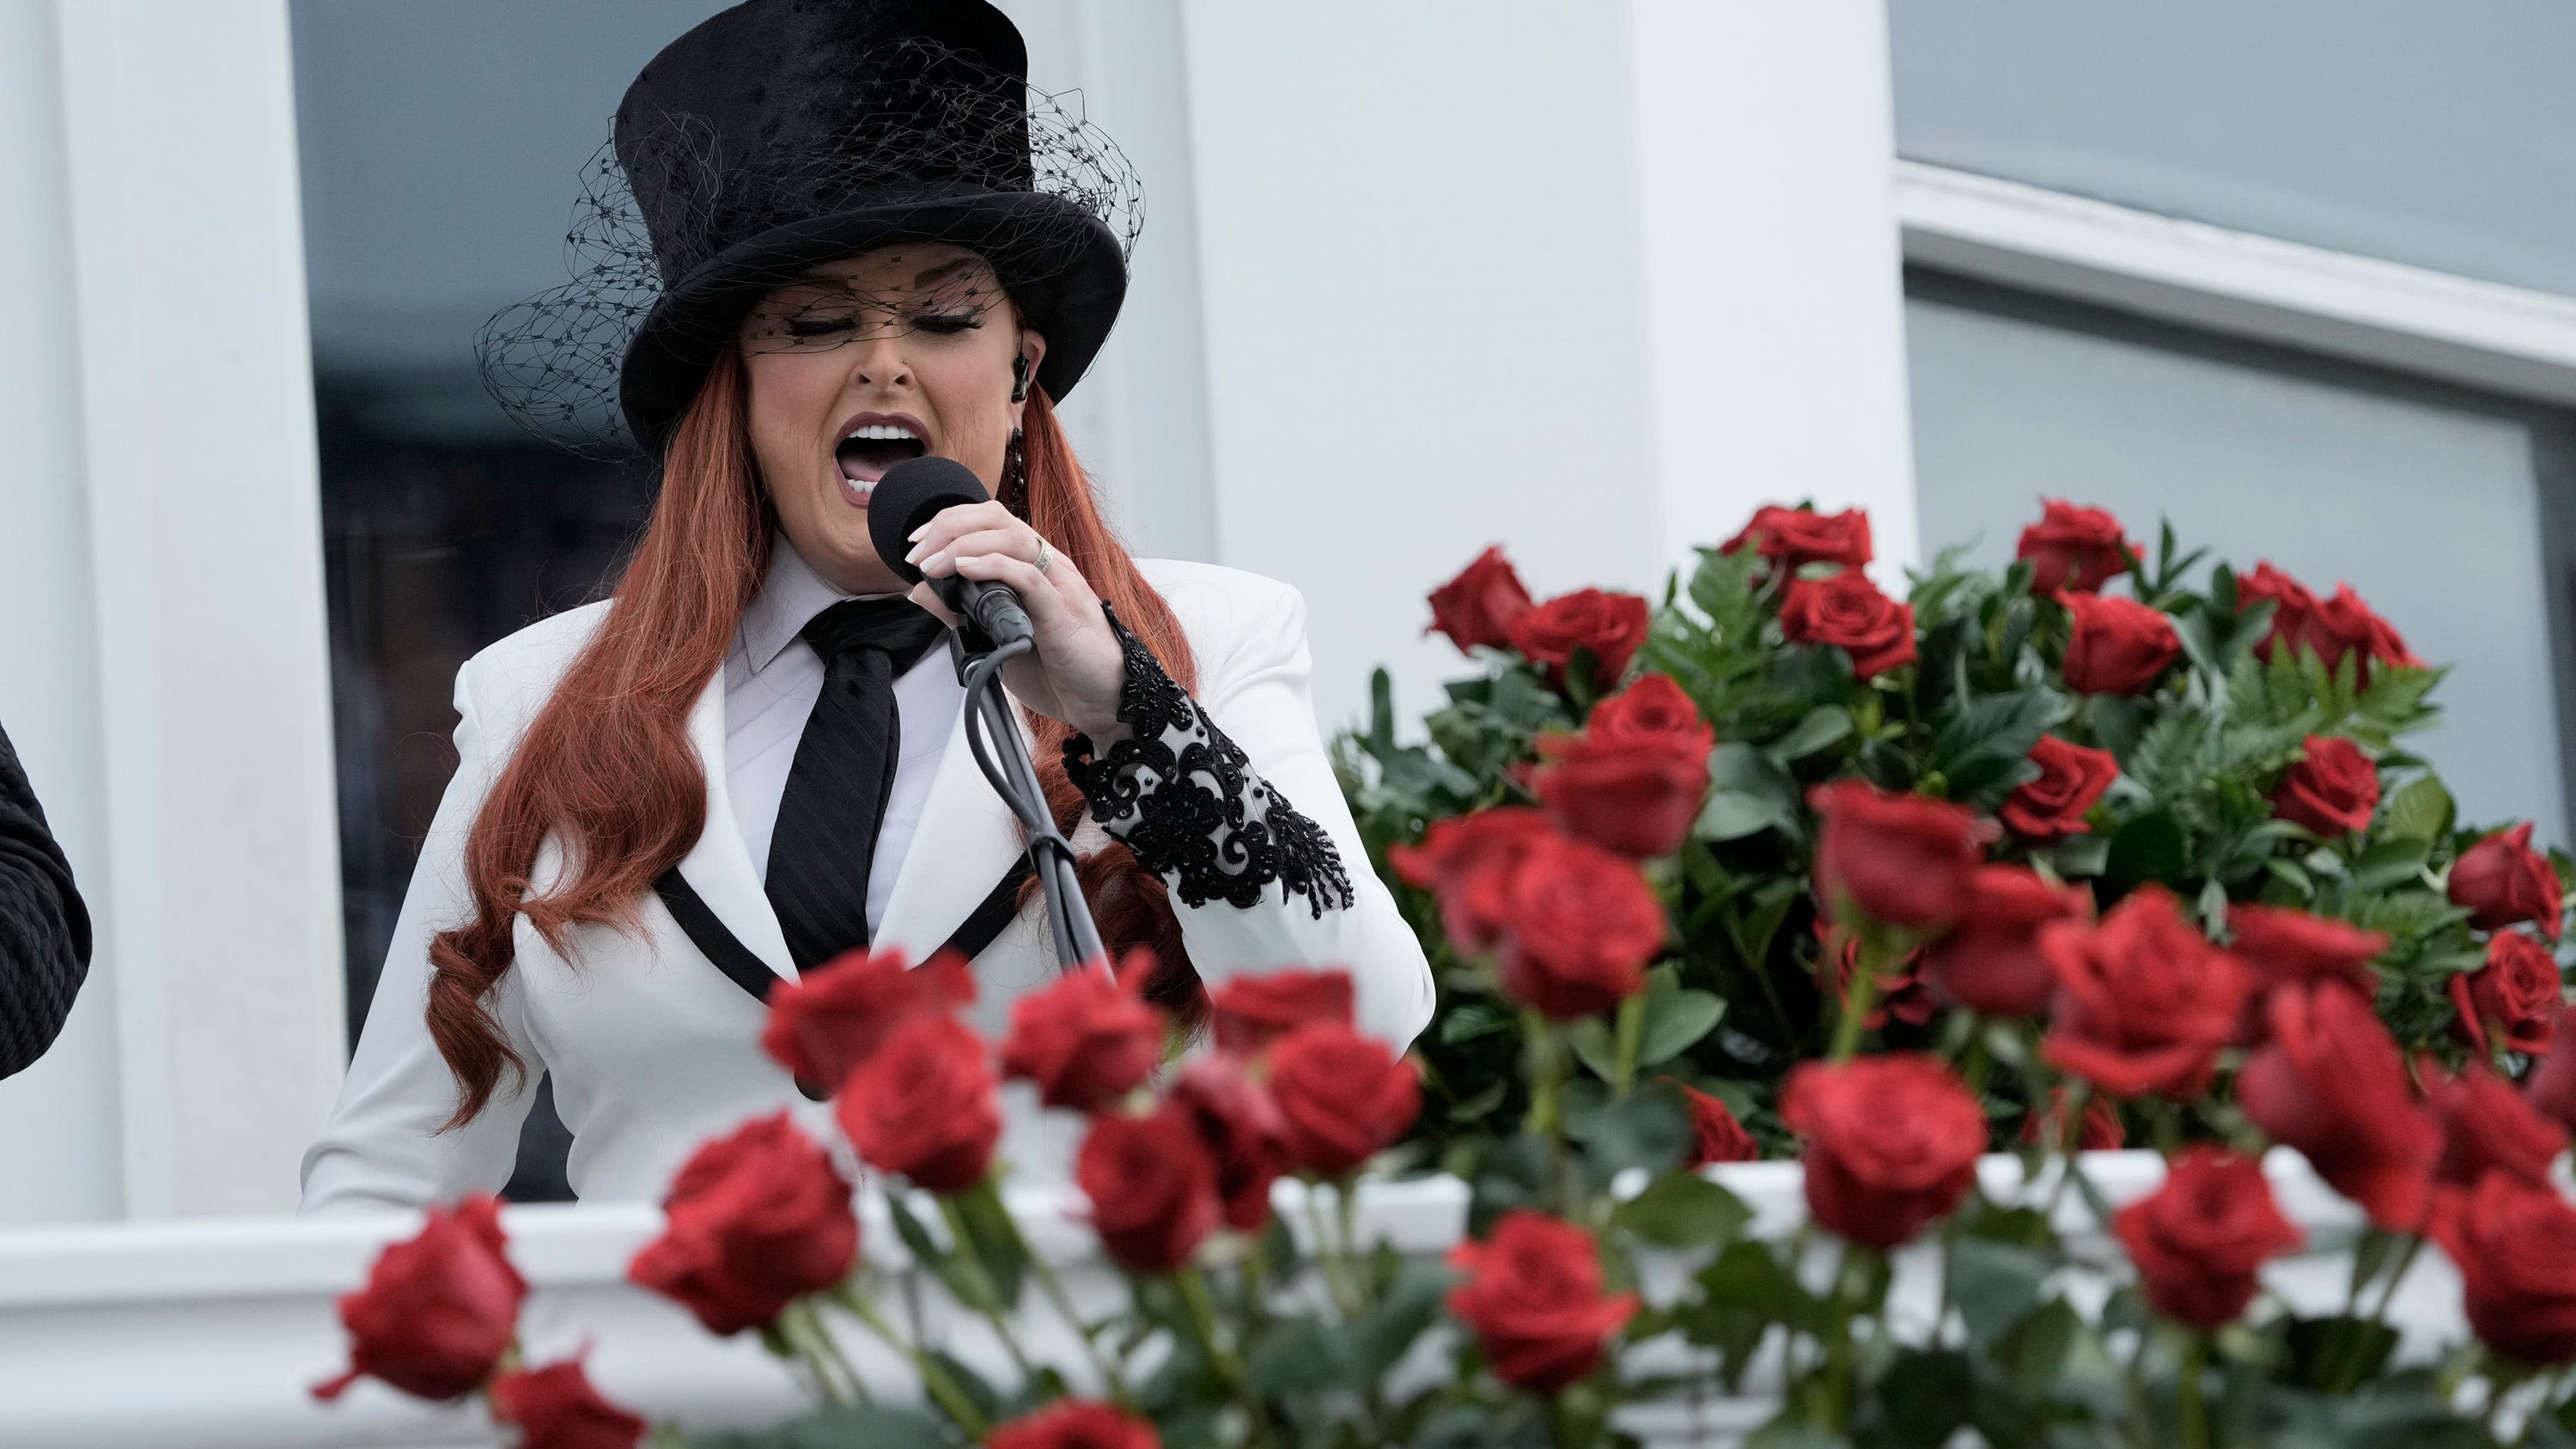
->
<box><xmin>870</xmin><ymin>675</ymin><xmax>1037</xmax><ymax>963</ymax></box>
<box><xmin>673</xmin><ymin>668</ymin><xmax>800</xmax><ymax>983</ymax></box>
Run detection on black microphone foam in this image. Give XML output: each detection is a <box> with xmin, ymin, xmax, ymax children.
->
<box><xmin>866</xmin><ymin>454</ymin><xmax>992</xmax><ymax>588</ymax></box>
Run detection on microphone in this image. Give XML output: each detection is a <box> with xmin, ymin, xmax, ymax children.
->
<box><xmin>866</xmin><ymin>455</ymin><xmax>1036</xmax><ymax>649</ymax></box>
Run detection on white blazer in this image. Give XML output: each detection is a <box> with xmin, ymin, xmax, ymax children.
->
<box><xmin>300</xmin><ymin>558</ymin><xmax>1435</xmax><ymax>1214</ymax></box>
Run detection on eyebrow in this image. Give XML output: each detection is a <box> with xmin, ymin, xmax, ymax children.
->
<box><xmin>911</xmin><ymin>256</ymin><xmax>978</xmax><ymax>288</ymax></box>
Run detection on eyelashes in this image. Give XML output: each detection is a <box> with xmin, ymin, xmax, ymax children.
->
<box><xmin>780</xmin><ymin>310</ymin><xmax>984</xmax><ymax>340</ymax></box>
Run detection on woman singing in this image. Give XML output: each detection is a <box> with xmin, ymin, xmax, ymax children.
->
<box><xmin>301</xmin><ymin>0</ymin><xmax>1434</xmax><ymax>1213</ymax></box>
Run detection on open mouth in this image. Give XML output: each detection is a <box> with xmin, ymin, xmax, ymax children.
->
<box><xmin>835</xmin><ymin>421</ymin><xmax>928</xmax><ymax>490</ymax></box>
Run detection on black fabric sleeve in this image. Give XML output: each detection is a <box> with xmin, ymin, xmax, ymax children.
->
<box><xmin>0</xmin><ymin>722</ymin><xmax>91</xmax><ymax>1080</ymax></box>
<box><xmin>1061</xmin><ymin>604</ymin><xmax>1355</xmax><ymax>919</ymax></box>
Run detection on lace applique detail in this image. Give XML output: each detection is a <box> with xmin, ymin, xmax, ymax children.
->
<box><xmin>1062</xmin><ymin>604</ymin><xmax>1355</xmax><ymax>918</ymax></box>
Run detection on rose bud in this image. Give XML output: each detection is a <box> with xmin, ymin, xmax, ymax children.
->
<box><xmin>1076</xmin><ymin>1101</ymin><xmax>1223</xmax><ymax>1275</ymax></box>
<box><xmin>1425</xmin><ymin>545</ymin><xmax>1535</xmax><ymax>654</ymax></box>
<box><xmin>2429</xmin><ymin>1065</ymin><xmax>2567</xmax><ymax>1190</ymax></box>
<box><xmin>2451</xmin><ymin>823</ymin><xmax>2564</xmax><ymax>940</ymax></box>
<box><xmin>2041</xmin><ymin>886</ymin><xmax>2250</xmax><ymax>1101</ymax></box>
<box><xmin>2238</xmin><ymin>980</ymin><xmax>2439</xmax><ymax>1232</ymax></box>
<box><xmin>628</xmin><ymin>1112</ymin><xmax>858</xmax><ymax>1336</ymax></box>
<box><xmin>2058</xmin><ymin>592</ymin><xmax>2181</xmax><ymax>697</ymax></box>
<box><xmin>2017</xmin><ymin>500</ymin><xmax>2135</xmax><ymax>595</ymax></box>
<box><xmin>1446</xmin><ymin>1210</ymin><xmax>1641</xmax><ymax>1393</ymax></box>
<box><xmin>1266</xmin><ymin>1022</ymin><xmax>1422</xmax><ymax>1178</ymax></box>
<box><xmin>1491</xmin><ymin>832</ymin><xmax>1669</xmax><ymax>1018</ymax></box>
<box><xmin>488</xmin><ymin>1354</ymin><xmax>649</xmax><ymax>1449</ymax></box>
<box><xmin>1586</xmin><ymin>672</ymin><xmax>1713</xmax><ymax>749</ymax></box>
<box><xmin>2225</xmin><ymin>903</ymin><xmax>2387</xmax><ymax>1044</ymax></box>
<box><xmin>835</xmin><ymin>1014</ymin><xmax>1002</xmax><ymax>1194</ymax></box>
<box><xmin>2525</xmin><ymin>1008</ymin><xmax>2576</xmax><ymax>1135</ymax></box>
<box><xmin>1779</xmin><ymin>1055</ymin><xmax>1985</xmax><ymax>1249</ymax></box>
<box><xmin>1209</xmin><ymin>968</ymin><xmax>1355</xmax><ymax>1056</ymax></box>
<box><xmin>1000</xmin><ymin>953</ymin><xmax>1166</xmax><ymax>1112</ymax></box>
<box><xmin>313</xmin><ymin>1194</ymin><xmax>526</xmax><ymax>1403</ymax></box>
<box><xmin>1682</xmin><ymin>1083</ymin><xmax>1759</xmax><ymax>1166</ymax></box>
<box><xmin>1526</xmin><ymin>728</ymin><xmax>1710</xmax><ymax>861</ymax></box>
<box><xmin>1806</xmin><ymin>778</ymin><xmax>1988</xmax><ymax>932</ymax></box>
<box><xmin>1999</xmin><ymin>735</ymin><xmax>2118</xmax><ymax>843</ymax></box>
<box><xmin>1919</xmin><ymin>865</ymin><xmax>2092</xmax><ymax>1019</ymax></box>
<box><xmin>1507</xmin><ymin>588</ymin><xmax>1652</xmax><ymax>694</ymax></box>
<box><xmin>2019</xmin><ymin>1087</ymin><xmax>2125</xmax><ymax>1152</ymax></box>
<box><xmin>761</xmin><ymin>945</ymin><xmax>974</xmax><ymax>1093</ymax></box>
<box><xmin>1389</xmin><ymin>807</ymin><xmax>1555</xmax><ymax>954</ymax></box>
<box><xmin>2237</xmin><ymin>560</ymin><xmax>2319</xmax><ymax>662</ymax></box>
<box><xmin>988</xmin><ymin>1399</ymin><xmax>1163</xmax><ymax>1449</ymax></box>
<box><xmin>1780</xmin><ymin>570</ymin><xmax>1917</xmax><ymax>680</ymax></box>
<box><xmin>2430</xmin><ymin>1173</ymin><xmax>2576</xmax><ymax>1368</ymax></box>
<box><xmin>1813</xmin><ymin>921</ymin><xmax>1935</xmax><ymax>1031</ymax></box>
<box><xmin>2270</xmin><ymin>735</ymin><xmax>2380</xmax><ymax>837</ymax></box>
<box><xmin>1722</xmin><ymin>503</ymin><xmax>1873</xmax><ymax>573</ymax></box>
<box><xmin>2450</xmin><ymin>929</ymin><xmax>2563</xmax><ymax>1058</ymax></box>
<box><xmin>2113</xmin><ymin>1147</ymin><xmax>2300</xmax><ymax>1330</ymax></box>
<box><xmin>2303</xmin><ymin>582</ymin><xmax>2422</xmax><ymax>685</ymax></box>
<box><xmin>1168</xmin><ymin>1054</ymin><xmax>1289</xmax><ymax>1231</ymax></box>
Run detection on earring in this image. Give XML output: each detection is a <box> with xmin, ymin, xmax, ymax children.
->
<box><xmin>1010</xmin><ymin>354</ymin><xmax>1031</xmax><ymax>403</ymax></box>
<box><xmin>1002</xmin><ymin>426</ymin><xmax>1029</xmax><ymax>519</ymax></box>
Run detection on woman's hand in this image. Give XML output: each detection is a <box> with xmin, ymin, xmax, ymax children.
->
<box><xmin>904</xmin><ymin>500</ymin><xmax>1131</xmax><ymax>743</ymax></box>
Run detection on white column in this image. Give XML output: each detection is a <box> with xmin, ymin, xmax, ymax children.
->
<box><xmin>51</xmin><ymin>0</ymin><xmax>344</xmax><ymax>1218</ymax></box>
<box><xmin>0</xmin><ymin>0</ymin><xmax>120</xmax><ymax>1224</ymax></box>
<box><xmin>1625</xmin><ymin>0</ymin><xmax>1921</xmax><ymax>584</ymax></box>
<box><xmin>1178</xmin><ymin>1</ymin><xmax>1921</xmax><ymax>735</ymax></box>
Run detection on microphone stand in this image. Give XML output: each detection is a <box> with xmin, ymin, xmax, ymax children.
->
<box><xmin>947</xmin><ymin>626</ymin><xmax>1104</xmax><ymax>972</ymax></box>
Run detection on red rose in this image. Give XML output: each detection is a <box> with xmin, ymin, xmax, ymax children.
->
<box><xmin>1491</xmin><ymin>832</ymin><xmax>1668</xmax><ymax>1018</ymax></box>
<box><xmin>2303</xmin><ymin>582</ymin><xmax>2422</xmax><ymax>685</ymax></box>
<box><xmin>1077</xmin><ymin>1102</ymin><xmax>1222</xmax><ymax>1274</ymax></box>
<box><xmin>1266</xmin><ymin>1022</ymin><xmax>1422</xmax><ymax>1177</ymax></box>
<box><xmin>1426</xmin><ymin>545</ymin><xmax>1536</xmax><ymax>654</ymax></box>
<box><xmin>1586</xmin><ymin>672</ymin><xmax>1711</xmax><ymax>748</ymax></box>
<box><xmin>2238</xmin><ymin>981</ymin><xmax>2438</xmax><ymax>1231</ymax></box>
<box><xmin>2270</xmin><ymin>735</ymin><xmax>2379</xmax><ymax>837</ymax></box>
<box><xmin>2430</xmin><ymin>1173</ymin><xmax>2576</xmax><ymax>1367</ymax></box>
<box><xmin>2113</xmin><ymin>1147</ymin><xmax>2300</xmax><ymax>1330</ymax></box>
<box><xmin>1446</xmin><ymin>1210</ymin><xmax>1641</xmax><ymax>1393</ymax></box>
<box><xmin>2237</xmin><ymin>561</ymin><xmax>2318</xmax><ymax>661</ymax></box>
<box><xmin>2225</xmin><ymin>903</ymin><xmax>2387</xmax><ymax>1044</ymax></box>
<box><xmin>1779</xmin><ymin>1056</ymin><xmax>1985</xmax><ymax>1248</ymax></box>
<box><xmin>2041</xmin><ymin>886</ymin><xmax>2250</xmax><ymax>1101</ymax></box>
<box><xmin>1527</xmin><ymin>674</ymin><xmax>1715</xmax><ymax>860</ymax></box>
<box><xmin>629</xmin><ymin>1113</ymin><xmax>858</xmax><ymax>1336</ymax></box>
<box><xmin>313</xmin><ymin>1195</ymin><xmax>525</xmax><ymax>1403</ymax></box>
<box><xmin>835</xmin><ymin>1015</ymin><xmax>1001</xmax><ymax>1194</ymax></box>
<box><xmin>2058</xmin><ymin>592</ymin><xmax>2180</xmax><ymax>696</ymax></box>
<box><xmin>2019</xmin><ymin>1087</ymin><xmax>2125</xmax><ymax>1152</ymax></box>
<box><xmin>2017</xmin><ymin>500</ymin><xmax>2134</xmax><ymax>595</ymax></box>
<box><xmin>761</xmin><ymin>946</ymin><xmax>975</xmax><ymax>1093</ymax></box>
<box><xmin>1806</xmin><ymin>778</ymin><xmax>1988</xmax><ymax>931</ymax></box>
<box><xmin>988</xmin><ymin>1399</ymin><xmax>1163</xmax><ymax>1449</ymax></box>
<box><xmin>1168</xmin><ymin>1054</ymin><xmax>1288</xmax><ymax>1231</ymax></box>
<box><xmin>1209</xmin><ymin>968</ymin><xmax>1355</xmax><ymax>1056</ymax></box>
<box><xmin>1683</xmin><ymin>1084</ymin><xmax>1759</xmax><ymax>1166</ymax></box>
<box><xmin>1723</xmin><ymin>504</ymin><xmax>1873</xmax><ymax>573</ymax></box>
<box><xmin>2430</xmin><ymin>1065</ymin><xmax>2567</xmax><ymax>1190</ymax></box>
<box><xmin>1999</xmin><ymin>735</ymin><xmax>2117</xmax><ymax>843</ymax></box>
<box><xmin>1919</xmin><ymin>865</ymin><xmax>2092</xmax><ymax>1018</ymax></box>
<box><xmin>2451</xmin><ymin>930</ymin><xmax>2563</xmax><ymax>1057</ymax></box>
<box><xmin>2452</xmin><ymin>823</ymin><xmax>2565</xmax><ymax>940</ymax></box>
<box><xmin>489</xmin><ymin>1355</ymin><xmax>649</xmax><ymax>1449</ymax></box>
<box><xmin>1779</xmin><ymin>570</ymin><xmax>1917</xmax><ymax>680</ymax></box>
<box><xmin>1813</xmin><ymin>921</ymin><xmax>1934</xmax><ymax>1030</ymax></box>
<box><xmin>2527</xmin><ymin>1009</ymin><xmax>2576</xmax><ymax>1135</ymax></box>
<box><xmin>1389</xmin><ymin>807</ymin><xmax>1554</xmax><ymax>954</ymax></box>
<box><xmin>1507</xmin><ymin>588</ymin><xmax>1652</xmax><ymax>693</ymax></box>
<box><xmin>1001</xmin><ymin>955</ymin><xmax>1166</xmax><ymax>1112</ymax></box>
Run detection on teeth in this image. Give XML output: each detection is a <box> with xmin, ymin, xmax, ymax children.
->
<box><xmin>843</xmin><ymin>423</ymin><xmax>920</xmax><ymax>441</ymax></box>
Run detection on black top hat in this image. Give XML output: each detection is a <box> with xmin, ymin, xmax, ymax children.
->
<box><xmin>478</xmin><ymin>0</ymin><xmax>1142</xmax><ymax>461</ymax></box>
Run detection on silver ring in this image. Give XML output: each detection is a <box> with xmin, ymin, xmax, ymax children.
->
<box><xmin>1033</xmin><ymin>537</ymin><xmax>1052</xmax><ymax>575</ymax></box>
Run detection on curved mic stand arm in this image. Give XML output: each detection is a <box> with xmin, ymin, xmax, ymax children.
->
<box><xmin>957</xmin><ymin>638</ymin><xmax>1104</xmax><ymax>971</ymax></box>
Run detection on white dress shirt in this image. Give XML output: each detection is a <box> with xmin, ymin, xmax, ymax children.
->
<box><xmin>723</xmin><ymin>537</ymin><xmax>965</xmax><ymax>928</ymax></box>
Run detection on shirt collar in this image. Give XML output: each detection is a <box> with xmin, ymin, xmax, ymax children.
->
<box><xmin>738</xmin><ymin>536</ymin><xmax>910</xmax><ymax>675</ymax></box>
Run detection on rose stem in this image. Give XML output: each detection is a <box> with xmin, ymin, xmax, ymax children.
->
<box><xmin>836</xmin><ymin>1291</ymin><xmax>990</xmax><ymax>1437</ymax></box>
<box><xmin>1176</xmin><ymin>1264</ymin><xmax>1280</xmax><ymax>1446</ymax></box>
<box><xmin>2178</xmin><ymin>1330</ymin><xmax>2211</xmax><ymax>1449</ymax></box>
<box><xmin>934</xmin><ymin>1193</ymin><xmax>1039</xmax><ymax>1380</ymax></box>
<box><xmin>1611</xmin><ymin>993</ymin><xmax>1645</xmax><ymax>1098</ymax></box>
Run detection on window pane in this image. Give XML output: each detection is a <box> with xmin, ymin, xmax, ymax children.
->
<box><xmin>1891</xmin><ymin>0</ymin><xmax>2576</xmax><ymax>296</ymax></box>
<box><xmin>1905</xmin><ymin>277</ymin><xmax>2576</xmax><ymax>847</ymax></box>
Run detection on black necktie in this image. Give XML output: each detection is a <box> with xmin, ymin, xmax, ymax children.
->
<box><xmin>764</xmin><ymin>598</ymin><xmax>949</xmax><ymax>972</ymax></box>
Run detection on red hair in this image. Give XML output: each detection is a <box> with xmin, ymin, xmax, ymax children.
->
<box><xmin>426</xmin><ymin>345</ymin><xmax>1197</xmax><ymax>1126</ymax></box>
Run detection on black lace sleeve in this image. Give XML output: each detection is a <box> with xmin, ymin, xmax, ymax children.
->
<box><xmin>1062</xmin><ymin>604</ymin><xmax>1355</xmax><ymax>918</ymax></box>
